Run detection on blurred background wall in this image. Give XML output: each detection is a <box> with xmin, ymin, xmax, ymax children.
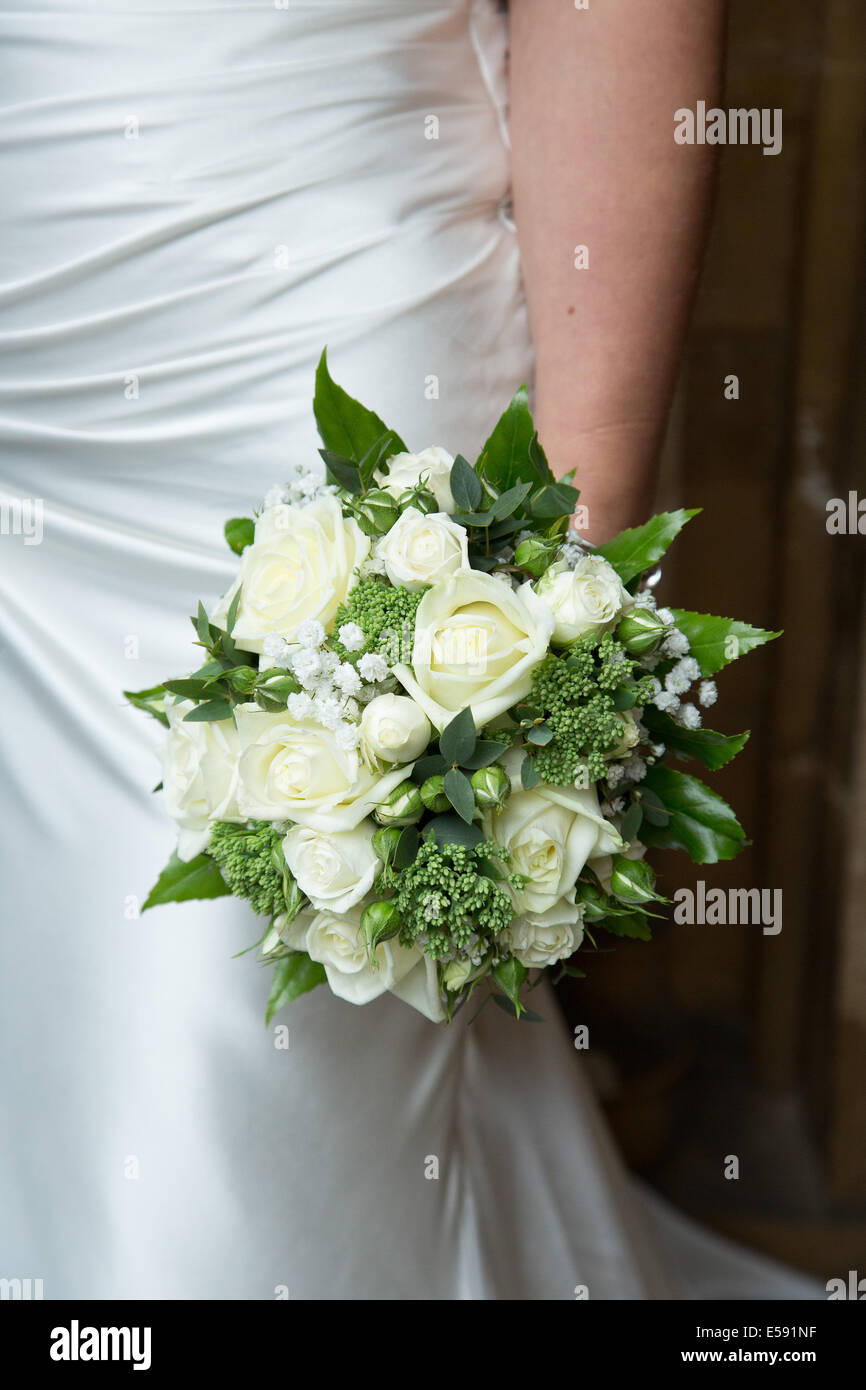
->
<box><xmin>556</xmin><ymin>0</ymin><xmax>866</xmax><ymax>1279</ymax></box>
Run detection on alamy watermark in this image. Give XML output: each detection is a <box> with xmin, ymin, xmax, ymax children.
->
<box><xmin>675</xmin><ymin>102</ymin><xmax>782</xmax><ymax>157</ymax></box>
<box><xmin>1</xmin><ymin>496</ymin><xmax>43</xmax><ymax>545</ymax></box>
<box><xmin>673</xmin><ymin>881</ymin><xmax>782</xmax><ymax>935</ymax></box>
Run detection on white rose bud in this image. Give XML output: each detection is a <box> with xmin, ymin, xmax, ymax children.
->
<box><xmin>536</xmin><ymin>555</ymin><xmax>633</xmax><ymax>644</ymax></box>
<box><xmin>374</xmin><ymin>446</ymin><xmax>456</xmax><ymax>513</ymax></box>
<box><xmin>361</xmin><ymin>693</ymin><xmax>432</xmax><ymax>764</ymax></box>
<box><xmin>376</xmin><ymin>507</ymin><xmax>469</xmax><ymax>592</ymax></box>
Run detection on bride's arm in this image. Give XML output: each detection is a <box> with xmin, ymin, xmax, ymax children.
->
<box><xmin>509</xmin><ymin>0</ymin><xmax>725</xmax><ymax>542</ymax></box>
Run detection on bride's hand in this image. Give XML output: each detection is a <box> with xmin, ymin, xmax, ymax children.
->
<box><xmin>509</xmin><ymin>0</ymin><xmax>724</xmax><ymax>544</ymax></box>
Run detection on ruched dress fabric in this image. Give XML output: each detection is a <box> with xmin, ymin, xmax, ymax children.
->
<box><xmin>0</xmin><ymin>0</ymin><xmax>817</xmax><ymax>1299</ymax></box>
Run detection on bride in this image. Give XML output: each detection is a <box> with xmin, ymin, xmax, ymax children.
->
<box><xmin>0</xmin><ymin>0</ymin><xmax>816</xmax><ymax>1298</ymax></box>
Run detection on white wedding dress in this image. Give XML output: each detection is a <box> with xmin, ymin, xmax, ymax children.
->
<box><xmin>0</xmin><ymin>0</ymin><xmax>817</xmax><ymax>1299</ymax></box>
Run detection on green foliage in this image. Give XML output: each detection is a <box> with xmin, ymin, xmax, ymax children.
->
<box><xmin>643</xmin><ymin>707</ymin><xmax>750</xmax><ymax>771</ymax></box>
<box><xmin>640</xmin><ymin>766</ymin><xmax>747</xmax><ymax>863</ymax></box>
<box><xmin>475</xmin><ymin>386</ymin><xmax>554</xmax><ymax>490</ymax></box>
<box><xmin>142</xmin><ymin>850</ymin><xmax>231</xmax><ymax>910</ymax></box>
<box><xmin>595</xmin><ymin>509</ymin><xmax>700</xmax><ymax>584</ymax></box>
<box><xmin>209</xmin><ymin>821</ymin><xmax>299</xmax><ymax>918</ymax></box>
<box><xmin>123</xmin><ymin>684</ymin><xmax>169</xmax><ymax>727</ymax></box>
<box><xmin>669</xmin><ymin>610</ymin><xmax>780</xmax><ymax>677</ymax></box>
<box><xmin>331</xmin><ymin>579</ymin><xmax>425</xmax><ymax>661</ymax></box>
<box><xmin>395</xmin><ymin>839</ymin><xmax>513</xmax><ymax>960</ymax></box>
<box><xmin>313</xmin><ymin>347</ymin><xmax>406</xmax><ymax>466</ymax></box>
<box><xmin>225</xmin><ymin>517</ymin><xmax>254</xmax><ymax>554</ymax></box>
<box><xmin>266</xmin><ymin>953</ymin><xmax>326</xmax><ymax>1024</ymax></box>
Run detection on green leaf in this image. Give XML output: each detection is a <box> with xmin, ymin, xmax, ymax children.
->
<box><xmin>411</xmin><ymin>753</ymin><xmax>448</xmax><ymax>783</ymax></box>
<box><xmin>313</xmin><ymin>348</ymin><xmax>406</xmax><ymax>462</ymax></box>
<box><xmin>182</xmin><ymin>699</ymin><xmax>234</xmax><ymax>723</ymax></box>
<box><xmin>528</xmin><ymin>431</ymin><xmax>555</xmax><ymax>485</ymax></box>
<box><xmin>265</xmin><ymin>952</ymin><xmax>327</xmax><ymax>1024</ymax></box>
<box><xmin>123</xmin><ymin>684</ymin><xmax>169</xmax><ymax>727</ymax></box>
<box><xmin>450</xmin><ymin>454</ymin><xmax>483</xmax><ymax>511</ymax></box>
<box><xmin>521</xmin><ymin>755</ymin><xmax>541</xmax><ymax>789</ymax></box>
<box><xmin>195</xmin><ymin>601</ymin><xmax>212</xmax><ymax>646</ymax></box>
<box><xmin>444</xmin><ymin>768</ymin><xmax>475</xmax><ymax>824</ymax></box>
<box><xmin>620</xmin><ymin>800</ymin><xmax>643</xmax><ymax>841</ymax></box>
<box><xmin>225</xmin><ymin>585</ymin><xmax>242</xmax><ymax>635</ymax></box>
<box><xmin>529</xmin><ymin>481</ymin><xmax>581</xmax><ymax>520</ymax></box>
<box><xmin>640</xmin><ymin>765</ymin><xmax>747</xmax><ymax>864</ymax></box>
<box><xmin>612</xmin><ymin>685</ymin><xmax>641</xmax><ymax>711</ymax></box>
<box><xmin>460</xmin><ymin>739</ymin><xmax>510</xmax><ymax>770</ymax></box>
<box><xmin>597</xmin><ymin>912</ymin><xmax>653</xmax><ymax>941</ymax></box>
<box><xmin>163</xmin><ymin>677</ymin><xmax>221</xmax><ymax>700</ymax></box>
<box><xmin>439</xmin><ymin>708</ymin><xmax>476</xmax><ymax>765</ymax></box>
<box><xmin>595</xmin><ymin>509</ymin><xmax>701</xmax><ymax>584</ymax></box>
<box><xmin>476</xmin><ymin>385</ymin><xmax>549</xmax><ymax>490</ymax></box>
<box><xmin>669</xmin><ymin>610</ymin><xmax>781</xmax><ymax>677</ymax></box>
<box><xmin>422</xmin><ymin>816</ymin><xmax>485</xmax><ymax>849</ymax></box>
<box><xmin>225</xmin><ymin>517</ymin><xmax>254</xmax><ymax>555</ymax></box>
<box><xmin>487</xmin><ymin>481</ymin><xmax>533</xmax><ymax>521</ymax></box>
<box><xmin>318</xmin><ymin>448</ymin><xmax>363</xmax><ymax>495</ymax></box>
<box><xmin>643</xmin><ymin>707</ymin><xmax>750</xmax><ymax>771</ymax></box>
<box><xmin>493</xmin><ymin>956</ymin><xmax>528</xmax><ymax>1012</ymax></box>
<box><xmin>394</xmin><ymin>826</ymin><xmax>420</xmax><ymax>869</ymax></box>
<box><xmin>492</xmin><ymin>993</ymin><xmax>543</xmax><ymax>1022</ymax></box>
<box><xmin>142</xmin><ymin>851</ymin><xmax>230</xmax><ymax>910</ymax></box>
<box><xmin>526</xmin><ymin>724</ymin><xmax>553</xmax><ymax>747</ymax></box>
<box><xmin>358</xmin><ymin>430</ymin><xmax>403</xmax><ymax>487</ymax></box>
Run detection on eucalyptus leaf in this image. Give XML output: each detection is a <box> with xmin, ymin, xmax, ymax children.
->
<box><xmin>450</xmin><ymin>453</ymin><xmax>483</xmax><ymax>511</ymax></box>
<box><xmin>422</xmin><ymin>816</ymin><xmax>484</xmax><ymax>849</ymax></box>
<box><xmin>526</xmin><ymin>724</ymin><xmax>553</xmax><ymax>747</ymax></box>
<box><xmin>521</xmin><ymin>755</ymin><xmax>541</xmax><ymax>789</ymax></box>
<box><xmin>182</xmin><ymin>699</ymin><xmax>234</xmax><ymax>723</ymax></box>
<box><xmin>411</xmin><ymin>753</ymin><xmax>448</xmax><ymax>783</ymax></box>
<box><xmin>460</xmin><ymin>739</ymin><xmax>509</xmax><ymax>770</ymax></box>
<box><xmin>123</xmin><ymin>684</ymin><xmax>169</xmax><ymax>727</ymax></box>
<box><xmin>444</xmin><ymin>768</ymin><xmax>475</xmax><ymax>824</ymax></box>
<box><xmin>439</xmin><ymin>707</ymin><xmax>476</xmax><ymax>765</ymax></box>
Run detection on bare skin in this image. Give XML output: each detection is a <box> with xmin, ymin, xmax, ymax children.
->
<box><xmin>509</xmin><ymin>0</ymin><xmax>725</xmax><ymax>542</ymax></box>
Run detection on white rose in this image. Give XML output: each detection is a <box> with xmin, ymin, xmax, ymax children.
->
<box><xmin>376</xmin><ymin>507</ymin><xmax>468</xmax><ymax>591</ymax></box>
<box><xmin>282</xmin><ymin>824</ymin><xmax>379</xmax><ymax>913</ymax></box>
<box><xmin>605</xmin><ymin>710</ymin><xmax>641</xmax><ymax>760</ymax></box>
<box><xmin>508</xmin><ymin>896</ymin><xmax>585</xmax><ymax>968</ymax></box>
<box><xmin>394</xmin><ymin>569</ymin><xmax>555</xmax><ymax>730</ymax></box>
<box><xmin>234</xmin><ymin>704</ymin><xmax>411</xmax><ymax>831</ymax></box>
<box><xmin>360</xmin><ymin>693</ymin><xmax>432</xmax><ymax>764</ymax></box>
<box><xmin>213</xmin><ymin>495</ymin><xmax>369</xmax><ymax>654</ymax></box>
<box><xmin>536</xmin><ymin>554</ymin><xmax>633</xmax><ymax>644</ymax></box>
<box><xmin>374</xmin><ymin>447</ymin><xmax>456</xmax><ymax>512</ymax></box>
<box><xmin>280</xmin><ymin>902</ymin><xmax>441</xmax><ymax>1014</ymax></box>
<box><xmin>162</xmin><ymin>699</ymin><xmax>241</xmax><ymax>861</ymax></box>
<box><xmin>484</xmin><ymin>753</ymin><xmax>623</xmax><ymax>915</ymax></box>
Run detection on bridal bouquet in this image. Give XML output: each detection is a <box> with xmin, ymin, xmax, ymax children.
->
<box><xmin>126</xmin><ymin>352</ymin><xmax>777</xmax><ymax>1024</ymax></box>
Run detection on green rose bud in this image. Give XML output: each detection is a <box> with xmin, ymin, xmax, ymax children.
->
<box><xmin>609</xmin><ymin>855</ymin><xmax>659</xmax><ymax>904</ymax></box>
<box><xmin>616</xmin><ymin>608</ymin><xmax>670</xmax><ymax>656</ymax></box>
<box><xmin>397</xmin><ymin>486</ymin><xmax>438</xmax><ymax>515</ymax></box>
<box><xmin>372</xmin><ymin>825</ymin><xmax>403</xmax><ymax>864</ymax></box>
<box><xmin>360</xmin><ymin>899</ymin><xmax>402</xmax><ymax>950</ymax></box>
<box><xmin>420</xmin><ymin>774</ymin><xmax>450</xmax><ymax>812</ymax></box>
<box><xmin>222</xmin><ymin>664</ymin><xmax>259</xmax><ymax>694</ymax></box>
<box><xmin>373</xmin><ymin>780</ymin><xmax>424</xmax><ymax>827</ymax></box>
<box><xmin>470</xmin><ymin>763</ymin><xmax>510</xmax><ymax>810</ymax></box>
<box><xmin>574</xmin><ymin>878</ymin><xmax>611</xmax><ymax>920</ymax></box>
<box><xmin>355</xmin><ymin>488</ymin><xmax>400</xmax><ymax>536</ymax></box>
<box><xmin>514</xmin><ymin>536</ymin><xmax>558</xmax><ymax>578</ymax></box>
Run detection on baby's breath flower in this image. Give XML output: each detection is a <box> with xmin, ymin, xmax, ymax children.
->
<box><xmin>359</xmin><ymin>653</ymin><xmax>389</xmax><ymax>683</ymax></box>
<box><xmin>698</xmin><ymin>680</ymin><xmax>718</xmax><ymax>707</ymax></box>
<box><xmin>677</xmin><ymin>703</ymin><xmax>702</xmax><ymax>730</ymax></box>
<box><xmin>296</xmin><ymin>618</ymin><xmax>325</xmax><ymax>650</ymax></box>
<box><xmin>661</xmin><ymin>628</ymin><xmax>690</xmax><ymax>658</ymax></box>
<box><xmin>338</xmin><ymin>622</ymin><xmax>366</xmax><ymax>653</ymax></box>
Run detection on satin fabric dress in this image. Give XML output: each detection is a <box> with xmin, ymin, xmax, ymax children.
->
<box><xmin>0</xmin><ymin>0</ymin><xmax>816</xmax><ymax>1299</ymax></box>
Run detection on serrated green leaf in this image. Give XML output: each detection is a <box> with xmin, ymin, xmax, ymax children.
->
<box><xmin>491</xmin><ymin>993</ymin><xmax>544</xmax><ymax>1022</ymax></box>
<box><xmin>358</xmin><ymin>429</ymin><xmax>403</xmax><ymax>487</ymax></box>
<box><xmin>444</xmin><ymin>768</ymin><xmax>475</xmax><ymax>824</ymax></box>
<box><xmin>142</xmin><ymin>851</ymin><xmax>230</xmax><ymax>910</ymax></box>
<box><xmin>595</xmin><ymin>509</ymin><xmax>701</xmax><ymax>584</ymax></box>
<box><xmin>182</xmin><ymin>698</ymin><xmax>234</xmax><ymax>723</ymax></box>
<box><xmin>669</xmin><ymin>610</ymin><xmax>781</xmax><ymax>677</ymax></box>
<box><xmin>313</xmin><ymin>348</ymin><xmax>406</xmax><ymax>462</ymax></box>
<box><xmin>225</xmin><ymin>517</ymin><xmax>254</xmax><ymax>555</ymax></box>
<box><xmin>643</xmin><ymin>707</ymin><xmax>750</xmax><ymax>770</ymax></box>
<box><xmin>640</xmin><ymin>765</ymin><xmax>747</xmax><ymax>863</ymax></box>
<box><xmin>596</xmin><ymin>912</ymin><xmax>653</xmax><ymax>941</ymax></box>
<box><xmin>123</xmin><ymin>684</ymin><xmax>169</xmax><ymax>727</ymax></box>
<box><xmin>318</xmin><ymin>448</ymin><xmax>363</xmax><ymax>495</ymax></box>
<box><xmin>265</xmin><ymin>952</ymin><xmax>327</xmax><ymax>1024</ymax></box>
<box><xmin>451</xmin><ymin>453</ymin><xmax>483</xmax><ymax>511</ymax></box>
<box><xmin>493</xmin><ymin>956</ymin><xmax>527</xmax><ymax>1011</ymax></box>
<box><xmin>439</xmin><ymin>707</ymin><xmax>476</xmax><ymax>765</ymax></box>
